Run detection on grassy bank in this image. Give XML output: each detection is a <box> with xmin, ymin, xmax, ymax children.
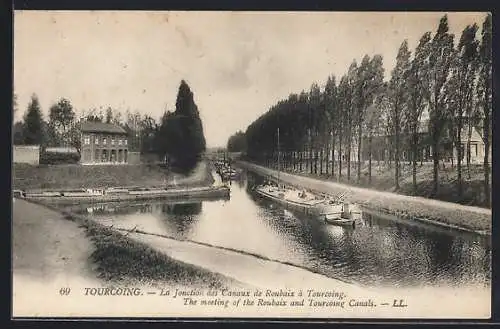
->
<box><xmin>85</xmin><ymin>223</ymin><xmax>233</xmax><ymax>289</ymax></box>
<box><xmin>264</xmin><ymin>161</ymin><xmax>490</xmax><ymax>208</ymax></box>
<box><xmin>13</xmin><ymin>161</ymin><xmax>214</xmax><ymax>191</ymax></box>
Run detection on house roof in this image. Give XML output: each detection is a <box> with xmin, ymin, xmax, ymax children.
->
<box><xmin>81</xmin><ymin>121</ymin><xmax>127</xmax><ymax>134</ymax></box>
<box><xmin>460</xmin><ymin>126</ymin><xmax>483</xmax><ymax>143</ymax></box>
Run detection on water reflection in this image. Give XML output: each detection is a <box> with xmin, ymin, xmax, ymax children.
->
<box><xmin>160</xmin><ymin>202</ymin><xmax>202</xmax><ymax>236</ymax></box>
<box><xmin>79</xmin><ymin>170</ymin><xmax>491</xmax><ymax>289</ymax></box>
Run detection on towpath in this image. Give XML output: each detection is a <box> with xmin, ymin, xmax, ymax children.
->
<box><xmin>238</xmin><ymin>161</ymin><xmax>491</xmax><ymax>233</ymax></box>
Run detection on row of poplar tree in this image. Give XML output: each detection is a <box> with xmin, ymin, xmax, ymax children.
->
<box><xmin>240</xmin><ymin>15</ymin><xmax>492</xmax><ymax>206</ymax></box>
<box><xmin>13</xmin><ymin>80</ymin><xmax>206</xmax><ymax>172</ymax></box>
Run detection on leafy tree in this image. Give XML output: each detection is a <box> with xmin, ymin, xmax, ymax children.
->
<box><xmin>445</xmin><ymin>23</ymin><xmax>479</xmax><ymax>200</ymax></box>
<box><xmin>365</xmin><ymin>83</ymin><xmax>387</xmax><ymax>185</ymax></box>
<box><xmin>13</xmin><ymin>121</ymin><xmax>24</xmax><ymax>145</ymax></box>
<box><xmin>113</xmin><ymin>110</ymin><xmax>123</xmax><ymax>126</ymax></box>
<box><xmin>324</xmin><ymin>75</ymin><xmax>337</xmax><ymax>176</ymax></box>
<box><xmin>308</xmin><ymin>82</ymin><xmax>322</xmax><ymax>174</ymax></box>
<box><xmin>345</xmin><ymin>61</ymin><xmax>358</xmax><ymax>181</ymax></box>
<box><xmin>477</xmin><ymin>14</ymin><xmax>492</xmax><ymax>207</ymax></box>
<box><xmin>105</xmin><ymin>107</ymin><xmax>113</xmax><ymax>124</ymax></box>
<box><xmin>68</xmin><ymin>120</ymin><xmax>82</xmax><ymax>154</ymax></box>
<box><xmin>227</xmin><ymin>131</ymin><xmax>247</xmax><ymax>152</ymax></box>
<box><xmin>49</xmin><ymin>98</ymin><xmax>76</xmax><ymax>146</ymax></box>
<box><xmin>427</xmin><ymin>15</ymin><xmax>455</xmax><ymax>197</ymax></box>
<box><xmin>336</xmin><ymin>75</ymin><xmax>350</xmax><ymax>179</ymax></box>
<box><xmin>22</xmin><ymin>94</ymin><xmax>44</xmax><ymax>145</ymax></box>
<box><xmin>388</xmin><ymin>41</ymin><xmax>411</xmax><ymax>190</ymax></box>
<box><xmin>85</xmin><ymin>108</ymin><xmax>104</xmax><ymax>122</ymax></box>
<box><xmin>406</xmin><ymin>32</ymin><xmax>432</xmax><ymax>194</ymax></box>
<box><xmin>140</xmin><ymin>115</ymin><xmax>159</xmax><ymax>154</ymax></box>
<box><xmin>356</xmin><ymin>55</ymin><xmax>385</xmax><ymax>184</ymax></box>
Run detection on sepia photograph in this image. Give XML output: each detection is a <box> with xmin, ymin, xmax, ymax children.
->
<box><xmin>12</xmin><ymin>11</ymin><xmax>492</xmax><ymax>319</ymax></box>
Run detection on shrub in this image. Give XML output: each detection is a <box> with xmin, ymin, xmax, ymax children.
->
<box><xmin>40</xmin><ymin>151</ymin><xmax>81</xmax><ymax>165</ymax></box>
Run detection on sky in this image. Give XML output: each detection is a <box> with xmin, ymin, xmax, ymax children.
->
<box><xmin>14</xmin><ymin>11</ymin><xmax>488</xmax><ymax>147</ymax></box>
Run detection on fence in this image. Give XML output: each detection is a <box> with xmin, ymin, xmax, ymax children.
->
<box><xmin>13</xmin><ymin>145</ymin><xmax>40</xmax><ymax>165</ymax></box>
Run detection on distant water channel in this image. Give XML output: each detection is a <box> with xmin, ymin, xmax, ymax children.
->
<box><xmin>74</xmin><ymin>170</ymin><xmax>491</xmax><ymax>289</ymax></box>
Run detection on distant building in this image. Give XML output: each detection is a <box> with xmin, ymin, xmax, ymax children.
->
<box><xmin>80</xmin><ymin>122</ymin><xmax>129</xmax><ymax>165</ymax></box>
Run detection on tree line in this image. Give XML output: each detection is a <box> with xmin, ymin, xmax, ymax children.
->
<box><xmin>239</xmin><ymin>14</ymin><xmax>492</xmax><ymax>206</ymax></box>
<box><xmin>13</xmin><ymin>80</ymin><xmax>206</xmax><ymax>172</ymax></box>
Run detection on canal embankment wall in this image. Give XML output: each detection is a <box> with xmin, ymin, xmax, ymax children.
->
<box><xmin>238</xmin><ymin>161</ymin><xmax>491</xmax><ymax>235</ymax></box>
<box><xmin>23</xmin><ymin>186</ymin><xmax>230</xmax><ymax>207</ymax></box>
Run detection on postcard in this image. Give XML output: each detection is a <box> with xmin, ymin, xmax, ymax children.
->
<box><xmin>12</xmin><ymin>11</ymin><xmax>492</xmax><ymax>319</ymax></box>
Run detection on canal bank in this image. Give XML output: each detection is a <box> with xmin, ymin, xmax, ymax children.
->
<box><xmin>238</xmin><ymin>161</ymin><xmax>491</xmax><ymax>235</ymax></box>
<box><xmin>14</xmin><ymin>160</ymin><xmax>230</xmax><ymax>206</ymax></box>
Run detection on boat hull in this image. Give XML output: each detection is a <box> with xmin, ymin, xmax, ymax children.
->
<box><xmin>255</xmin><ymin>188</ymin><xmax>316</xmax><ymax>214</ymax></box>
<box><xmin>255</xmin><ymin>188</ymin><xmax>343</xmax><ymax>219</ymax></box>
<box><xmin>324</xmin><ymin>217</ymin><xmax>356</xmax><ymax>227</ymax></box>
<box><xmin>255</xmin><ymin>186</ymin><xmax>361</xmax><ymax>229</ymax></box>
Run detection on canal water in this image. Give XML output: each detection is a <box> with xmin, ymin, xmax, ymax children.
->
<box><xmin>75</xmin><ymin>171</ymin><xmax>491</xmax><ymax>290</ymax></box>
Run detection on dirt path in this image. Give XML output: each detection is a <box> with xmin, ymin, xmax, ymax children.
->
<box><xmin>13</xmin><ymin>198</ymin><xmax>99</xmax><ymax>281</ymax></box>
<box><xmin>12</xmin><ymin>198</ymin><xmax>103</xmax><ymax>316</ymax></box>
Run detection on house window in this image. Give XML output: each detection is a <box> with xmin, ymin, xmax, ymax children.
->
<box><xmin>84</xmin><ymin>137</ymin><xmax>90</xmax><ymax>145</ymax></box>
<box><xmin>118</xmin><ymin>139</ymin><xmax>122</xmax><ymax>145</ymax></box>
<box><xmin>103</xmin><ymin>138</ymin><xmax>107</xmax><ymax>145</ymax></box>
<box><xmin>95</xmin><ymin>137</ymin><xmax>99</xmax><ymax>145</ymax></box>
<box><xmin>111</xmin><ymin>139</ymin><xmax>115</xmax><ymax>146</ymax></box>
<box><xmin>124</xmin><ymin>139</ymin><xmax>128</xmax><ymax>145</ymax></box>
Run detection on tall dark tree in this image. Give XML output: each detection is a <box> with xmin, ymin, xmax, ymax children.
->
<box><xmin>22</xmin><ymin>94</ymin><xmax>44</xmax><ymax>145</ymax></box>
<box><xmin>345</xmin><ymin>61</ymin><xmax>358</xmax><ymax>181</ymax></box>
<box><xmin>445</xmin><ymin>24</ymin><xmax>479</xmax><ymax>200</ymax></box>
<box><xmin>13</xmin><ymin>121</ymin><xmax>24</xmax><ymax>145</ymax></box>
<box><xmin>355</xmin><ymin>54</ymin><xmax>385</xmax><ymax>184</ymax></box>
<box><xmin>159</xmin><ymin>80</ymin><xmax>206</xmax><ymax>172</ymax></box>
<box><xmin>309</xmin><ymin>82</ymin><xmax>322</xmax><ymax>175</ymax></box>
<box><xmin>324</xmin><ymin>75</ymin><xmax>337</xmax><ymax>176</ymax></box>
<box><xmin>388</xmin><ymin>41</ymin><xmax>411</xmax><ymax>191</ymax></box>
<box><xmin>477</xmin><ymin>14</ymin><xmax>492</xmax><ymax>207</ymax></box>
<box><xmin>427</xmin><ymin>15</ymin><xmax>455</xmax><ymax>197</ymax></box>
<box><xmin>406</xmin><ymin>32</ymin><xmax>432</xmax><ymax>194</ymax></box>
<box><xmin>227</xmin><ymin>131</ymin><xmax>247</xmax><ymax>153</ymax></box>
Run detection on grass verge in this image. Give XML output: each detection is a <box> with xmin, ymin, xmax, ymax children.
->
<box><xmin>85</xmin><ymin>222</ymin><xmax>231</xmax><ymax>289</ymax></box>
<box><xmin>13</xmin><ymin>161</ymin><xmax>214</xmax><ymax>191</ymax></box>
